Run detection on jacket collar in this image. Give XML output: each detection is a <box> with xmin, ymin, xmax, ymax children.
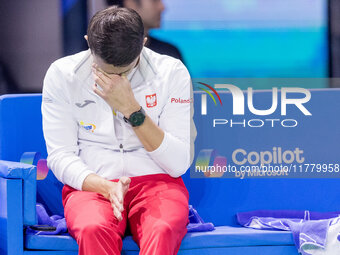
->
<box><xmin>139</xmin><ymin>47</ymin><xmax>157</xmax><ymax>82</ymax></box>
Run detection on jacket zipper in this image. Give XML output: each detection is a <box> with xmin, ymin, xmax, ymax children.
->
<box><xmin>120</xmin><ymin>143</ymin><xmax>125</xmax><ymax>176</ymax></box>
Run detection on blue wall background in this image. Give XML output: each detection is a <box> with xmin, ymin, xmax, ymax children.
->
<box><xmin>151</xmin><ymin>0</ymin><xmax>329</xmax><ymax>82</ymax></box>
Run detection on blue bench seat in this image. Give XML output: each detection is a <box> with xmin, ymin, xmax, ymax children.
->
<box><xmin>25</xmin><ymin>226</ymin><xmax>298</xmax><ymax>255</ymax></box>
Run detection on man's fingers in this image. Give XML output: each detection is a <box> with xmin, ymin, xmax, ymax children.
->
<box><xmin>112</xmin><ymin>203</ymin><xmax>123</xmax><ymax>221</ymax></box>
<box><xmin>92</xmin><ymin>64</ymin><xmax>121</xmax><ymax>85</ymax></box>
<box><xmin>109</xmin><ymin>194</ymin><xmax>123</xmax><ymax>221</ymax></box>
<box><xmin>93</xmin><ymin>68</ymin><xmax>112</xmax><ymax>83</ymax></box>
<box><xmin>92</xmin><ymin>72</ymin><xmax>109</xmax><ymax>91</ymax></box>
<box><xmin>116</xmin><ymin>177</ymin><xmax>131</xmax><ymax>205</ymax></box>
<box><xmin>92</xmin><ymin>64</ymin><xmax>124</xmax><ymax>84</ymax></box>
<box><xmin>116</xmin><ymin>188</ymin><xmax>124</xmax><ymax>204</ymax></box>
<box><xmin>92</xmin><ymin>83</ymin><xmax>106</xmax><ymax>99</ymax></box>
<box><xmin>93</xmin><ymin>64</ymin><xmax>111</xmax><ymax>79</ymax></box>
<box><xmin>111</xmin><ymin>194</ymin><xmax>124</xmax><ymax>212</ymax></box>
<box><xmin>120</xmin><ymin>176</ymin><xmax>131</xmax><ymax>185</ymax></box>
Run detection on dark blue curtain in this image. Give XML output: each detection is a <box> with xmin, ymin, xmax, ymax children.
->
<box><xmin>62</xmin><ymin>0</ymin><xmax>88</xmax><ymax>56</ymax></box>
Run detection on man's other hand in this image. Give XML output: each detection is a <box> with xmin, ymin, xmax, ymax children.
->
<box><xmin>105</xmin><ymin>176</ymin><xmax>131</xmax><ymax>221</ymax></box>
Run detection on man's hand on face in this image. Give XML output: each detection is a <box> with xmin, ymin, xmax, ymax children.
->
<box><xmin>92</xmin><ymin>63</ymin><xmax>140</xmax><ymax>118</ymax></box>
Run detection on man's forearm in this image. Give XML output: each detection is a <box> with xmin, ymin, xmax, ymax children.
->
<box><xmin>82</xmin><ymin>173</ymin><xmax>113</xmax><ymax>197</ymax></box>
<box><xmin>133</xmin><ymin>115</ymin><xmax>164</xmax><ymax>152</ymax></box>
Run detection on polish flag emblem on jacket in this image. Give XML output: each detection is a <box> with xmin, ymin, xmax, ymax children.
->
<box><xmin>145</xmin><ymin>93</ymin><xmax>157</xmax><ymax>108</ymax></box>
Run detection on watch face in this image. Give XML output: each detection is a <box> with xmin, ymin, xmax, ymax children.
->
<box><xmin>130</xmin><ymin>111</ymin><xmax>145</xmax><ymax>126</ymax></box>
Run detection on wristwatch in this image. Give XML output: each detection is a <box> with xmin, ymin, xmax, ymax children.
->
<box><xmin>123</xmin><ymin>107</ymin><xmax>146</xmax><ymax>127</ymax></box>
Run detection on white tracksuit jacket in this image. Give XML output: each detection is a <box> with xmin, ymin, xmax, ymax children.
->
<box><xmin>41</xmin><ymin>47</ymin><xmax>196</xmax><ymax>191</ymax></box>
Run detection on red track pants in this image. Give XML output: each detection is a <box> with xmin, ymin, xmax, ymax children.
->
<box><xmin>62</xmin><ymin>173</ymin><xmax>189</xmax><ymax>255</ymax></box>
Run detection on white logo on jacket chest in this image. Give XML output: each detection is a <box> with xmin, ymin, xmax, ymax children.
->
<box><xmin>145</xmin><ymin>93</ymin><xmax>157</xmax><ymax>108</ymax></box>
<box><xmin>75</xmin><ymin>100</ymin><xmax>96</xmax><ymax>108</ymax></box>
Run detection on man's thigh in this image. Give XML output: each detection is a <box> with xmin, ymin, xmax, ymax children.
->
<box><xmin>127</xmin><ymin>175</ymin><xmax>189</xmax><ymax>247</ymax></box>
<box><xmin>62</xmin><ymin>184</ymin><xmax>127</xmax><ymax>240</ymax></box>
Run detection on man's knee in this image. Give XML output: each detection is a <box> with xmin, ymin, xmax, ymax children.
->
<box><xmin>79</xmin><ymin>223</ymin><xmax>101</xmax><ymax>237</ymax></box>
<box><xmin>152</xmin><ymin>221</ymin><xmax>186</xmax><ymax>241</ymax></box>
<box><xmin>138</xmin><ymin>221</ymin><xmax>186</xmax><ymax>255</ymax></box>
<box><xmin>78</xmin><ymin>222</ymin><xmax>121</xmax><ymax>243</ymax></box>
<box><xmin>155</xmin><ymin>222</ymin><xmax>173</xmax><ymax>237</ymax></box>
<box><xmin>76</xmin><ymin>223</ymin><xmax>123</xmax><ymax>255</ymax></box>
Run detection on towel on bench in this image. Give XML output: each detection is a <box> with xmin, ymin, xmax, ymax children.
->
<box><xmin>187</xmin><ymin>205</ymin><xmax>215</xmax><ymax>232</ymax></box>
<box><xmin>237</xmin><ymin>210</ymin><xmax>340</xmax><ymax>255</ymax></box>
<box><xmin>25</xmin><ymin>203</ymin><xmax>67</xmax><ymax>235</ymax></box>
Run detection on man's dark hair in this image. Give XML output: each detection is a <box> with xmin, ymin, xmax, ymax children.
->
<box><xmin>87</xmin><ymin>7</ymin><xmax>144</xmax><ymax>67</ymax></box>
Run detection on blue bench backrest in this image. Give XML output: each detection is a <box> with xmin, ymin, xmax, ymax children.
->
<box><xmin>0</xmin><ymin>90</ymin><xmax>340</xmax><ymax>226</ymax></box>
<box><xmin>0</xmin><ymin>94</ymin><xmax>63</xmax><ymax>216</ymax></box>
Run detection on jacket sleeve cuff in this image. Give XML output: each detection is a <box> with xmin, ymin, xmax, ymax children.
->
<box><xmin>74</xmin><ymin>169</ymin><xmax>95</xmax><ymax>191</ymax></box>
<box><xmin>147</xmin><ymin>132</ymin><xmax>190</xmax><ymax>177</ymax></box>
<box><xmin>147</xmin><ymin>131</ymin><xmax>169</xmax><ymax>158</ymax></box>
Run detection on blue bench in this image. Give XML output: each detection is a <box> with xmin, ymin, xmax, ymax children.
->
<box><xmin>1</xmin><ymin>89</ymin><xmax>340</xmax><ymax>255</ymax></box>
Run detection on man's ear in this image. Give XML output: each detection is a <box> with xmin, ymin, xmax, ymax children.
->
<box><xmin>84</xmin><ymin>35</ymin><xmax>90</xmax><ymax>47</ymax></box>
<box><xmin>143</xmin><ymin>37</ymin><xmax>148</xmax><ymax>46</ymax></box>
